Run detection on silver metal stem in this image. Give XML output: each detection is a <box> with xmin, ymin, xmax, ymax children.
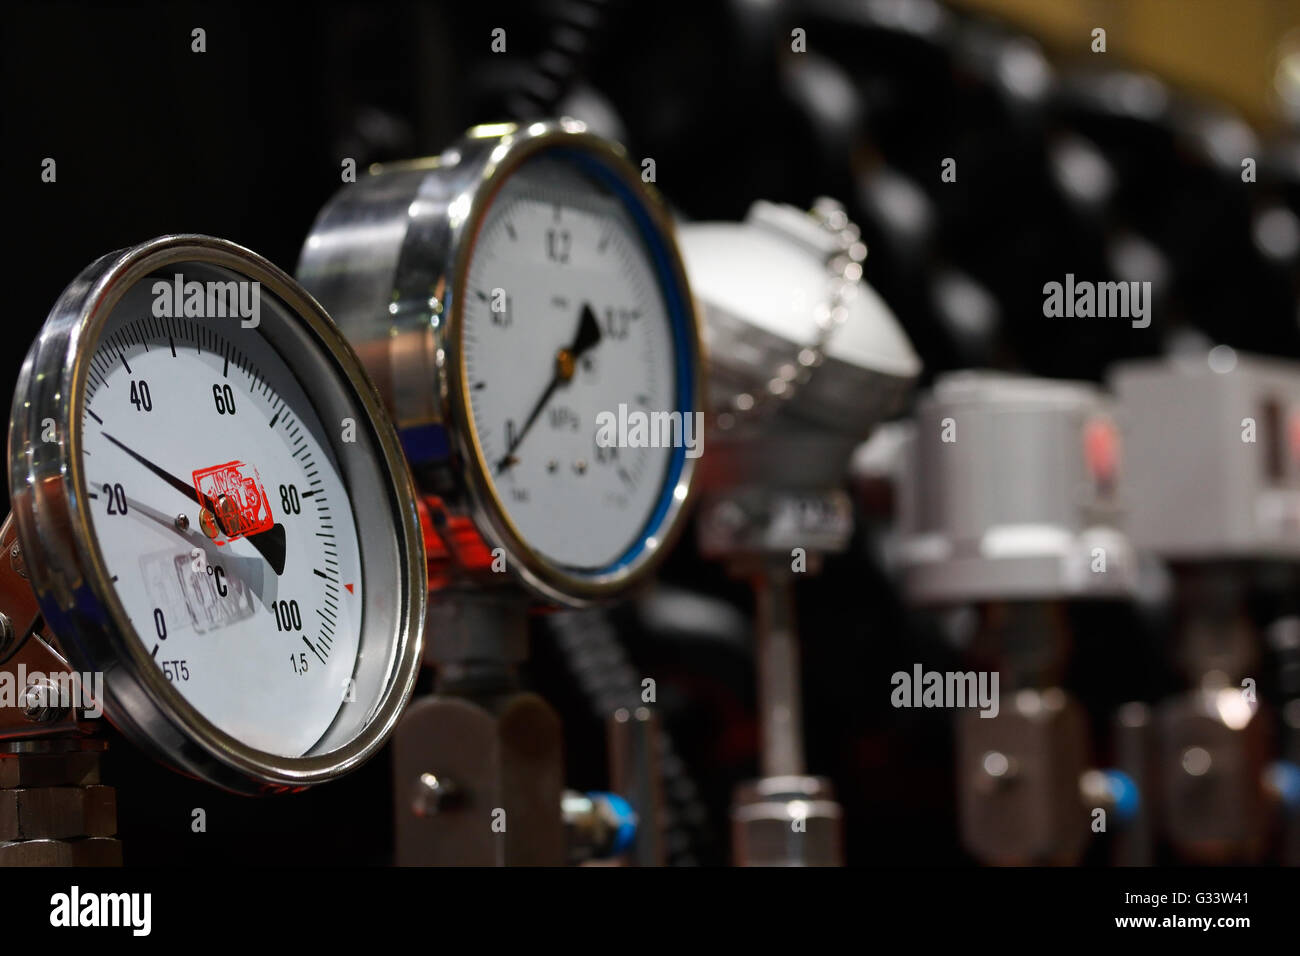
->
<box><xmin>427</xmin><ymin>592</ymin><xmax>530</xmax><ymax>694</ymax></box>
<box><xmin>754</xmin><ymin>570</ymin><xmax>805</xmax><ymax>778</ymax></box>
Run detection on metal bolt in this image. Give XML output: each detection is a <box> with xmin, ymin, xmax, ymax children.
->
<box><xmin>21</xmin><ymin>678</ymin><xmax>62</xmax><ymax>723</ymax></box>
<box><xmin>175</xmin><ymin>513</ymin><xmax>190</xmax><ymax>532</ymax></box>
<box><xmin>1117</xmin><ymin>701</ymin><xmax>1150</xmax><ymax>729</ymax></box>
<box><xmin>1079</xmin><ymin>769</ymin><xmax>1113</xmax><ymax>808</ymax></box>
<box><xmin>9</xmin><ymin>542</ymin><xmax>27</xmax><ymax>579</ymax></box>
<box><xmin>1182</xmin><ymin>746</ymin><xmax>1212</xmax><ymax>777</ymax></box>
<box><xmin>411</xmin><ymin>773</ymin><xmax>461</xmax><ymax>817</ymax></box>
<box><xmin>982</xmin><ymin>750</ymin><xmax>1015</xmax><ymax>780</ymax></box>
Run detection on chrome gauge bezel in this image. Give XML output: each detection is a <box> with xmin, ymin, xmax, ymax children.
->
<box><xmin>8</xmin><ymin>235</ymin><xmax>426</xmax><ymax>794</ymax></box>
<box><xmin>298</xmin><ymin>119</ymin><xmax>705</xmax><ymax>607</ymax></box>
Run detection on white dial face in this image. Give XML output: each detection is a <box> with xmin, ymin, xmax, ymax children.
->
<box><xmin>462</xmin><ymin>154</ymin><xmax>682</xmax><ymax>571</ymax></box>
<box><xmin>80</xmin><ymin>274</ymin><xmax>363</xmax><ymax>758</ymax></box>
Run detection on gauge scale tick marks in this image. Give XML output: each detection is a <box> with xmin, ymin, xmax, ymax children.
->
<box><xmin>79</xmin><ymin>311</ymin><xmax>363</xmax><ymax>757</ymax></box>
<box><xmin>458</xmin><ymin>161</ymin><xmax>681</xmax><ymax>571</ymax></box>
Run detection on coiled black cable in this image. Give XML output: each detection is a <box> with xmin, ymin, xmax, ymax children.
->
<box><xmin>548</xmin><ymin>607</ymin><xmax>715</xmax><ymax>866</ymax></box>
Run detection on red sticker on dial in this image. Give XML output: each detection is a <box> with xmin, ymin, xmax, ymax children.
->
<box><xmin>192</xmin><ymin>460</ymin><xmax>274</xmax><ymax>541</ymax></box>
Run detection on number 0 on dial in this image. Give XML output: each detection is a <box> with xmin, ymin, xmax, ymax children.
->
<box><xmin>9</xmin><ymin>236</ymin><xmax>426</xmax><ymax>793</ymax></box>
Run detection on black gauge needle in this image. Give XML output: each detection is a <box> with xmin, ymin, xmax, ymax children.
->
<box><xmin>101</xmin><ymin>432</ymin><xmax>287</xmax><ymax>575</ymax></box>
<box><xmin>494</xmin><ymin>303</ymin><xmax>602</xmax><ymax>475</ymax></box>
<box><xmin>102</xmin><ymin>432</ymin><xmax>197</xmax><ymax>502</ymax></box>
<box><xmin>245</xmin><ymin>524</ymin><xmax>287</xmax><ymax>577</ymax></box>
<box><xmin>571</xmin><ymin>302</ymin><xmax>603</xmax><ymax>356</ymax></box>
<box><xmin>124</xmin><ymin>495</ymin><xmax>278</xmax><ymax>606</ymax></box>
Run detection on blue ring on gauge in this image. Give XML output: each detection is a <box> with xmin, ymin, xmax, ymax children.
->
<box><xmin>556</xmin><ymin>147</ymin><xmax>696</xmax><ymax>578</ymax></box>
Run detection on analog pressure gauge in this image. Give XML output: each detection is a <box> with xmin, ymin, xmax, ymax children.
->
<box><xmin>298</xmin><ymin>119</ymin><xmax>704</xmax><ymax>606</ymax></box>
<box><xmin>7</xmin><ymin>235</ymin><xmax>426</xmax><ymax>793</ymax></box>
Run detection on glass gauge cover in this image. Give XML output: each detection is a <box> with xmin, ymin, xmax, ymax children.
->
<box><xmin>8</xmin><ymin>235</ymin><xmax>425</xmax><ymax>793</ymax></box>
<box><xmin>298</xmin><ymin>119</ymin><xmax>704</xmax><ymax>606</ymax></box>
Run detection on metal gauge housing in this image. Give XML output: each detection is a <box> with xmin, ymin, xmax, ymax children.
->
<box><xmin>298</xmin><ymin>119</ymin><xmax>704</xmax><ymax>607</ymax></box>
<box><xmin>8</xmin><ymin>235</ymin><xmax>426</xmax><ymax>794</ymax></box>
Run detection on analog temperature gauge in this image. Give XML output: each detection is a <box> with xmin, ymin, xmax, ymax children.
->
<box><xmin>7</xmin><ymin>235</ymin><xmax>425</xmax><ymax>793</ymax></box>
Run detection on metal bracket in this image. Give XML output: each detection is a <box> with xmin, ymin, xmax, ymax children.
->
<box><xmin>0</xmin><ymin>514</ymin><xmax>117</xmax><ymax>865</ymax></box>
